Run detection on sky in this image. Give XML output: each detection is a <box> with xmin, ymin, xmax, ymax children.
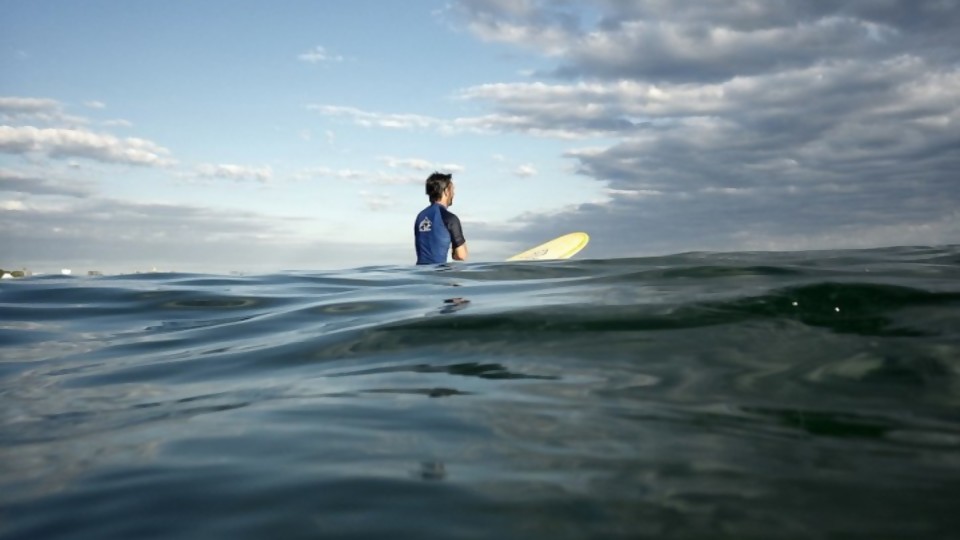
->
<box><xmin>2</xmin><ymin>0</ymin><xmax>958</xmax><ymax>274</ymax></box>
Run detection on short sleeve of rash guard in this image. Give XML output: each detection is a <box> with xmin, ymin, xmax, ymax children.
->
<box><xmin>440</xmin><ymin>208</ymin><xmax>466</xmax><ymax>248</ymax></box>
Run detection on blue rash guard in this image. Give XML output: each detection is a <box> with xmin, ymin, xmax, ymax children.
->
<box><xmin>414</xmin><ymin>202</ymin><xmax>466</xmax><ymax>265</ymax></box>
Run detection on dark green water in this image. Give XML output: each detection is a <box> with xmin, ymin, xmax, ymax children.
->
<box><xmin>2</xmin><ymin>246</ymin><xmax>959</xmax><ymax>539</ymax></box>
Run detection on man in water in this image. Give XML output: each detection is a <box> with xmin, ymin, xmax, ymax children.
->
<box><xmin>414</xmin><ymin>172</ymin><xmax>467</xmax><ymax>265</ymax></box>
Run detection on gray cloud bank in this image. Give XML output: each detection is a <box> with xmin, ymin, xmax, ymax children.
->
<box><xmin>0</xmin><ymin>185</ymin><xmax>402</xmax><ymax>273</ymax></box>
<box><xmin>453</xmin><ymin>0</ymin><xmax>960</xmax><ymax>256</ymax></box>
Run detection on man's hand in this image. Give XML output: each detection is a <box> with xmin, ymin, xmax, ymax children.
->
<box><xmin>452</xmin><ymin>244</ymin><xmax>468</xmax><ymax>261</ymax></box>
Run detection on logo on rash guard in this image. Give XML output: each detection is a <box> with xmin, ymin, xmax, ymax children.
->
<box><xmin>418</xmin><ymin>217</ymin><xmax>432</xmax><ymax>232</ymax></box>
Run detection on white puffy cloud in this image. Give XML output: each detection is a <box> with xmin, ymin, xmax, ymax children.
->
<box><xmin>514</xmin><ymin>164</ymin><xmax>537</xmax><ymax>177</ymax></box>
<box><xmin>0</xmin><ymin>96</ymin><xmax>87</xmax><ymax>126</ymax></box>
<box><xmin>0</xmin><ymin>126</ymin><xmax>174</xmax><ymax>167</ymax></box>
<box><xmin>0</xmin><ymin>97</ymin><xmax>61</xmax><ymax>114</ymax></box>
<box><xmin>1</xmin><ymin>199</ymin><xmax>28</xmax><ymax>211</ymax></box>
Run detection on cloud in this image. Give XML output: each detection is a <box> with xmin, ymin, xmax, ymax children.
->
<box><xmin>103</xmin><ymin>119</ymin><xmax>133</xmax><ymax>128</ymax></box>
<box><xmin>0</xmin><ymin>96</ymin><xmax>87</xmax><ymax>126</ymax></box>
<box><xmin>558</xmin><ymin>17</ymin><xmax>899</xmax><ymax>82</ymax></box>
<box><xmin>450</xmin><ymin>0</ymin><xmax>581</xmax><ymax>56</ymax></box>
<box><xmin>1</xmin><ymin>199</ymin><xmax>28</xmax><ymax>211</ymax></box>
<box><xmin>0</xmin><ymin>165</ymin><xmax>409</xmax><ymax>273</ymax></box>
<box><xmin>457</xmin><ymin>55</ymin><xmax>960</xmax><ymax>139</ymax></box>
<box><xmin>294</xmin><ymin>156</ymin><xmax>472</xmax><ymax>186</ymax></box>
<box><xmin>359</xmin><ymin>190</ymin><xmax>396</xmax><ymax>211</ymax></box>
<box><xmin>309</xmin><ymin>105</ymin><xmax>443</xmax><ymax>130</ymax></box>
<box><xmin>297</xmin><ymin>166</ymin><xmax>422</xmax><ymax>186</ymax></box>
<box><xmin>298</xmin><ymin>46</ymin><xmax>345</xmax><ymax>63</ymax></box>
<box><xmin>0</xmin><ymin>193</ymin><xmax>315</xmax><ymax>272</ymax></box>
<box><xmin>0</xmin><ymin>126</ymin><xmax>175</xmax><ymax>166</ymax></box>
<box><xmin>514</xmin><ymin>164</ymin><xmax>537</xmax><ymax>177</ymax></box>
<box><xmin>448</xmin><ymin>0</ymin><xmax>960</xmax><ymax>255</ymax></box>
<box><xmin>0</xmin><ymin>190</ymin><xmax>415</xmax><ymax>273</ymax></box>
<box><xmin>453</xmin><ymin>0</ymin><xmax>960</xmax><ymax>83</ymax></box>
<box><xmin>472</xmin><ymin>189</ymin><xmax>960</xmax><ymax>261</ymax></box>
<box><xmin>297</xmin><ymin>157</ymin><xmax>466</xmax><ymax>186</ymax></box>
<box><xmin>195</xmin><ymin>163</ymin><xmax>273</xmax><ymax>183</ymax></box>
<box><xmin>309</xmin><ymin>103</ymin><xmax>619</xmax><ymax>138</ymax></box>
<box><xmin>556</xmin><ymin>58</ymin><xmax>960</xmax><ymax>195</ymax></box>
<box><xmin>0</xmin><ymin>169</ymin><xmax>94</xmax><ymax>198</ymax></box>
<box><xmin>295</xmin><ymin>166</ymin><xmax>366</xmax><ymax>181</ymax></box>
<box><xmin>84</xmin><ymin>101</ymin><xmax>106</xmax><ymax>109</ymax></box>
<box><xmin>0</xmin><ymin>97</ymin><xmax>61</xmax><ymax>115</ymax></box>
<box><xmin>378</xmin><ymin>156</ymin><xmax>464</xmax><ymax>173</ymax></box>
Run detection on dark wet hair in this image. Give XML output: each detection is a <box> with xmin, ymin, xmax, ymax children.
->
<box><xmin>425</xmin><ymin>172</ymin><xmax>453</xmax><ymax>202</ymax></box>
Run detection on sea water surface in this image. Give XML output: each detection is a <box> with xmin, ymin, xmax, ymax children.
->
<box><xmin>2</xmin><ymin>246</ymin><xmax>960</xmax><ymax>539</ymax></box>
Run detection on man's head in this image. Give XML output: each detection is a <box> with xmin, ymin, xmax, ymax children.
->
<box><xmin>426</xmin><ymin>172</ymin><xmax>455</xmax><ymax>206</ymax></box>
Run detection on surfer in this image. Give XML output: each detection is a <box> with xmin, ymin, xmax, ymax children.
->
<box><xmin>414</xmin><ymin>172</ymin><xmax>467</xmax><ymax>265</ymax></box>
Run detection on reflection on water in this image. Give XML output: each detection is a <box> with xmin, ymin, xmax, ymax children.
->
<box><xmin>1</xmin><ymin>247</ymin><xmax>960</xmax><ymax>539</ymax></box>
<box><xmin>441</xmin><ymin>296</ymin><xmax>471</xmax><ymax>314</ymax></box>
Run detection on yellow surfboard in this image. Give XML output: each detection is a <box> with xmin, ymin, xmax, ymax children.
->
<box><xmin>506</xmin><ymin>232</ymin><xmax>590</xmax><ymax>261</ymax></box>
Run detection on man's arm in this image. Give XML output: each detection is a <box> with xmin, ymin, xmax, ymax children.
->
<box><xmin>443</xmin><ymin>209</ymin><xmax>468</xmax><ymax>261</ymax></box>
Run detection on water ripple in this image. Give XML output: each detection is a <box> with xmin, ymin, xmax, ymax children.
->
<box><xmin>2</xmin><ymin>246</ymin><xmax>959</xmax><ymax>539</ymax></box>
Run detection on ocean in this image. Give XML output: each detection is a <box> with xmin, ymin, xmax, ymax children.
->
<box><xmin>2</xmin><ymin>246</ymin><xmax>959</xmax><ymax>539</ymax></box>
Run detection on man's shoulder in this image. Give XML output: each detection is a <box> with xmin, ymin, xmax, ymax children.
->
<box><xmin>415</xmin><ymin>204</ymin><xmax>434</xmax><ymax>219</ymax></box>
